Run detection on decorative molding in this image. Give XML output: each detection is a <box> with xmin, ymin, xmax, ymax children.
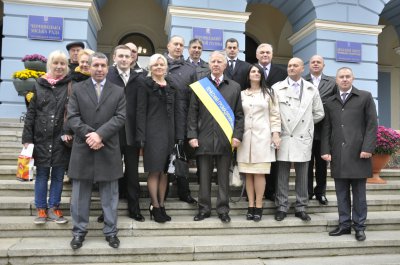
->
<box><xmin>288</xmin><ymin>19</ymin><xmax>385</xmax><ymax>46</ymax></box>
<box><xmin>165</xmin><ymin>5</ymin><xmax>250</xmax><ymax>34</ymax></box>
<box><xmin>3</xmin><ymin>0</ymin><xmax>102</xmax><ymax>31</ymax></box>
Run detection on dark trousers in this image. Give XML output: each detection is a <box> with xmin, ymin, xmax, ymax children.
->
<box><xmin>197</xmin><ymin>154</ymin><xmax>230</xmax><ymax>215</ymax></box>
<box><xmin>119</xmin><ymin>145</ymin><xmax>141</xmax><ymax>215</ymax></box>
<box><xmin>265</xmin><ymin>161</ymin><xmax>278</xmax><ymax>197</ymax></box>
<box><xmin>307</xmin><ymin>140</ymin><xmax>327</xmax><ymax>197</ymax></box>
<box><xmin>334</xmin><ymin>178</ymin><xmax>367</xmax><ymax>231</ymax></box>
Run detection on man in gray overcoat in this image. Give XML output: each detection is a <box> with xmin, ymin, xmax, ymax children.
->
<box><xmin>67</xmin><ymin>52</ymin><xmax>126</xmax><ymax>249</ymax></box>
<box><xmin>273</xmin><ymin>57</ymin><xmax>324</xmax><ymax>222</ymax></box>
<box><xmin>321</xmin><ymin>67</ymin><xmax>377</xmax><ymax>241</ymax></box>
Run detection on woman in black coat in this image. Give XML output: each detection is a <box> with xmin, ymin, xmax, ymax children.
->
<box><xmin>22</xmin><ymin>50</ymin><xmax>72</xmax><ymax>225</ymax></box>
<box><xmin>136</xmin><ymin>54</ymin><xmax>183</xmax><ymax>222</ymax></box>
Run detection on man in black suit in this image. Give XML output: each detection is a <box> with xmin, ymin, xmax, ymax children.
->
<box><xmin>256</xmin><ymin>43</ymin><xmax>287</xmax><ymax>88</ymax></box>
<box><xmin>305</xmin><ymin>55</ymin><xmax>336</xmax><ymax>205</ymax></box>
<box><xmin>125</xmin><ymin>42</ymin><xmax>148</xmax><ymax>75</ymax></box>
<box><xmin>165</xmin><ymin>35</ymin><xmax>197</xmax><ymax>204</ymax></box>
<box><xmin>224</xmin><ymin>38</ymin><xmax>251</xmax><ymax>90</ymax></box>
<box><xmin>186</xmin><ymin>38</ymin><xmax>210</xmax><ymax>80</ymax></box>
<box><xmin>256</xmin><ymin>43</ymin><xmax>287</xmax><ymax>201</ymax></box>
<box><xmin>321</xmin><ymin>67</ymin><xmax>377</xmax><ymax>241</ymax></box>
<box><xmin>107</xmin><ymin>45</ymin><xmax>145</xmax><ymax>222</ymax></box>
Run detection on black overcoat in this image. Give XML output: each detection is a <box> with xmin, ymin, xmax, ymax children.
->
<box><xmin>22</xmin><ymin>76</ymin><xmax>72</xmax><ymax>167</ymax></box>
<box><xmin>187</xmin><ymin>77</ymin><xmax>244</xmax><ymax>156</ymax></box>
<box><xmin>136</xmin><ymin>76</ymin><xmax>184</xmax><ymax>172</ymax></box>
<box><xmin>321</xmin><ymin>87</ymin><xmax>377</xmax><ymax>179</ymax></box>
<box><xmin>67</xmin><ymin>78</ymin><xmax>126</xmax><ymax>181</ymax></box>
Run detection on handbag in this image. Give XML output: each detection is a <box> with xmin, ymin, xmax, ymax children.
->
<box><xmin>168</xmin><ymin>144</ymin><xmax>189</xmax><ymax>179</ymax></box>
<box><xmin>16</xmin><ymin>144</ymin><xmax>35</xmax><ymax>181</ymax></box>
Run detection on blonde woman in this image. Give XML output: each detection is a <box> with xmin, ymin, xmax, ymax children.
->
<box><xmin>22</xmin><ymin>50</ymin><xmax>72</xmax><ymax>224</ymax></box>
<box><xmin>237</xmin><ymin>64</ymin><xmax>281</xmax><ymax>221</ymax></box>
<box><xmin>136</xmin><ymin>54</ymin><xmax>184</xmax><ymax>222</ymax></box>
<box><xmin>71</xmin><ymin>49</ymin><xmax>95</xmax><ymax>83</ymax></box>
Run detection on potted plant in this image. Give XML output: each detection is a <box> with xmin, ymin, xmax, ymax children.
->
<box><xmin>22</xmin><ymin>54</ymin><xmax>47</xmax><ymax>72</ymax></box>
<box><xmin>12</xmin><ymin>69</ymin><xmax>46</xmax><ymax>96</ymax></box>
<box><xmin>369</xmin><ymin>125</ymin><xmax>400</xmax><ymax>184</ymax></box>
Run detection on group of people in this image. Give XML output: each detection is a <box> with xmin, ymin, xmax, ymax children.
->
<box><xmin>21</xmin><ymin>35</ymin><xmax>378</xmax><ymax>250</ymax></box>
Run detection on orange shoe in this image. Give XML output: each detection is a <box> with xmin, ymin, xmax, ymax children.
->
<box><xmin>34</xmin><ymin>208</ymin><xmax>47</xmax><ymax>224</ymax></box>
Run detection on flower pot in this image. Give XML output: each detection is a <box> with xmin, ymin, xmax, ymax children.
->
<box><xmin>13</xmin><ymin>78</ymin><xmax>36</xmax><ymax>96</ymax></box>
<box><xmin>24</xmin><ymin>61</ymin><xmax>47</xmax><ymax>72</ymax></box>
<box><xmin>368</xmin><ymin>154</ymin><xmax>390</xmax><ymax>184</ymax></box>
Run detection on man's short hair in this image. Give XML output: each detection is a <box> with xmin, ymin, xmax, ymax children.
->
<box><xmin>225</xmin><ymin>38</ymin><xmax>239</xmax><ymax>48</ymax></box>
<box><xmin>89</xmin><ymin>52</ymin><xmax>108</xmax><ymax>65</ymax></box>
<box><xmin>113</xmin><ymin>45</ymin><xmax>131</xmax><ymax>55</ymax></box>
<box><xmin>189</xmin><ymin>38</ymin><xmax>203</xmax><ymax>48</ymax></box>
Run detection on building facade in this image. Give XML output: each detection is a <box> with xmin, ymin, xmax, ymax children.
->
<box><xmin>0</xmin><ymin>0</ymin><xmax>399</xmax><ymax>128</ymax></box>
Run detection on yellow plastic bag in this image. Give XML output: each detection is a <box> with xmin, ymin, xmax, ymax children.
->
<box><xmin>16</xmin><ymin>144</ymin><xmax>34</xmax><ymax>181</ymax></box>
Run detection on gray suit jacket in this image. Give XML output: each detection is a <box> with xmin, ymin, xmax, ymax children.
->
<box><xmin>305</xmin><ymin>73</ymin><xmax>336</xmax><ymax>140</ymax></box>
<box><xmin>67</xmin><ymin>78</ymin><xmax>126</xmax><ymax>182</ymax></box>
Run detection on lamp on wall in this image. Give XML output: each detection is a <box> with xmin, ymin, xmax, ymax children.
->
<box><xmin>394</xmin><ymin>46</ymin><xmax>400</xmax><ymax>55</ymax></box>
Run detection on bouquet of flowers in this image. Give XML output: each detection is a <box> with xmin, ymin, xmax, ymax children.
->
<box><xmin>21</xmin><ymin>54</ymin><xmax>47</xmax><ymax>63</ymax></box>
<box><xmin>12</xmin><ymin>69</ymin><xmax>46</xmax><ymax>80</ymax></box>
<box><xmin>375</xmin><ymin>126</ymin><xmax>400</xmax><ymax>155</ymax></box>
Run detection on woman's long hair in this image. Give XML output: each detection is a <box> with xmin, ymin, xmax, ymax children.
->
<box><xmin>244</xmin><ymin>64</ymin><xmax>274</xmax><ymax>103</ymax></box>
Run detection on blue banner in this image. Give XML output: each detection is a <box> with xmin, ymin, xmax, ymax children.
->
<box><xmin>28</xmin><ymin>16</ymin><xmax>63</xmax><ymax>41</ymax></box>
<box><xmin>193</xmin><ymin>27</ymin><xmax>223</xmax><ymax>51</ymax></box>
<box><xmin>336</xmin><ymin>41</ymin><xmax>362</xmax><ymax>63</ymax></box>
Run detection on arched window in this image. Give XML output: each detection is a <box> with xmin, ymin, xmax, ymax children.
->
<box><xmin>119</xmin><ymin>33</ymin><xmax>155</xmax><ymax>56</ymax></box>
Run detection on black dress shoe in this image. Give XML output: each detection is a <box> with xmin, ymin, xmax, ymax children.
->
<box><xmin>218</xmin><ymin>213</ymin><xmax>231</xmax><ymax>223</ymax></box>
<box><xmin>129</xmin><ymin>213</ymin><xmax>145</xmax><ymax>222</ymax></box>
<box><xmin>193</xmin><ymin>212</ymin><xmax>210</xmax><ymax>221</ymax></box>
<box><xmin>295</xmin><ymin>211</ymin><xmax>311</xmax><ymax>222</ymax></box>
<box><xmin>274</xmin><ymin>211</ymin><xmax>286</xmax><ymax>221</ymax></box>
<box><xmin>329</xmin><ymin>226</ymin><xmax>351</xmax><ymax>236</ymax></box>
<box><xmin>316</xmin><ymin>195</ymin><xmax>328</xmax><ymax>205</ymax></box>
<box><xmin>355</xmin><ymin>230</ymin><xmax>366</xmax><ymax>241</ymax></box>
<box><xmin>180</xmin><ymin>195</ymin><xmax>197</xmax><ymax>204</ymax></box>
<box><xmin>105</xmin><ymin>235</ymin><xmax>120</xmax><ymax>248</ymax></box>
<box><xmin>70</xmin><ymin>235</ymin><xmax>85</xmax><ymax>250</ymax></box>
<box><xmin>97</xmin><ymin>213</ymin><xmax>104</xmax><ymax>223</ymax></box>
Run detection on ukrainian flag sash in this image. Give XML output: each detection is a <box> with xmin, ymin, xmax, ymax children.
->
<box><xmin>190</xmin><ymin>77</ymin><xmax>235</xmax><ymax>143</ymax></box>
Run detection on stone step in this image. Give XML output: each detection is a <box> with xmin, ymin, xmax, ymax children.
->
<box><xmin>1</xmin><ymin>164</ymin><xmax>399</xmax><ymax>181</ymax></box>
<box><xmin>0</xmin><ymin>211</ymin><xmax>399</xmax><ymax>238</ymax></box>
<box><xmin>0</xmin><ymin>131</ymin><xmax>22</xmax><ymax>142</ymax></box>
<box><xmin>38</xmin><ymin>254</ymin><xmax>400</xmax><ymax>265</ymax></box>
<box><xmin>0</xmin><ymin>119</ymin><xmax>24</xmax><ymax>129</ymax></box>
<box><xmin>1</xmin><ymin>179</ymin><xmax>400</xmax><ymax>198</ymax></box>
<box><xmin>1</xmin><ymin>194</ymin><xmax>400</xmax><ymax>216</ymax></box>
<box><xmin>1</xmin><ymin>231</ymin><xmax>400</xmax><ymax>265</ymax></box>
<box><xmin>0</xmin><ymin>142</ymin><xmax>23</xmax><ymax>153</ymax></box>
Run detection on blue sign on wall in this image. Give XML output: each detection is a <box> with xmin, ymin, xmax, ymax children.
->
<box><xmin>193</xmin><ymin>27</ymin><xmax>223</xmax><ymax>51</ymax></box>
<box><xmin>336</xmin><ymin>41</ymin><xmax>362</xmax><ymax>63</ymax></box>
<box><xmin>28</xmin><ymin>16</ymin><xmax>63</xmax><ymax>41</ymax></box>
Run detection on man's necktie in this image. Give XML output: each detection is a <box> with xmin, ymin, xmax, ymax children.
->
<box><xmin>229</xmin><ymin>60</ymin><xmax>234</xmax><ymax>73</ymax></box>
<box><xmin>214</xmin><ymin>78</ymin><xmax>220</xmax><ymax>87</ymax></box>
<box><xmin>264</xmin><ymin>67</ymin><xmax>268</xmax><ymax>79</ymax></box>
<box><xmin>121</xmin><ymin>72</ymin><xmax>128</xmax><ymax>85</ymax></box>
<box><xmin>341</xmin><ymin>92</ymin><xmax>348</xmax><ymax>103</ymax></box>
<box><xmin>95</xmin><ymin>83</ymin><xmax>102</xmax><ymax>102</ymax></box>
<box><xmin>293</xmin><ymin>82</ymin><xmax>300</xmax><ymax>97</ymax></box>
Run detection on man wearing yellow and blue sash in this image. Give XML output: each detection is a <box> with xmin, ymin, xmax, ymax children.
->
<box><xmin>188</xmin><ymin>51</ymin><xmax>244</xmax><ymax>223</ymax></box>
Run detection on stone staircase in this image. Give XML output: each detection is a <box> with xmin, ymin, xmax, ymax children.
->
<box><xmin>0</xmin><ymin>119</ymin><xmax>400</xmax><ymax>265</ymax></box>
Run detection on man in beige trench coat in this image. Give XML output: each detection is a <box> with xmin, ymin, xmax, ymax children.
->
<box><xmin>273</xmin><ymin>57</ymin><xmax>324</xmax><ymax>222</ymax></box>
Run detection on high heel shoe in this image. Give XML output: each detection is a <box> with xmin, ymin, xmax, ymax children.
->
<box><xmin>253</xmin><ymin>207</ymin><xmax>263</xmax><ymax>222</ymax></box>
<box><xmin>149</xmin><ymin>204</ymin><xmax>167</xmax><ymax>223</ymax></box>
<box><xmin>246</xmin><ymin>207</ymin><xmax>255</xmax><ymax>220</ymax></box>
<box><xmin>160</xmin><ymin>206</ymin><xmax>171</xmax><ymax>221</ymax></box>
